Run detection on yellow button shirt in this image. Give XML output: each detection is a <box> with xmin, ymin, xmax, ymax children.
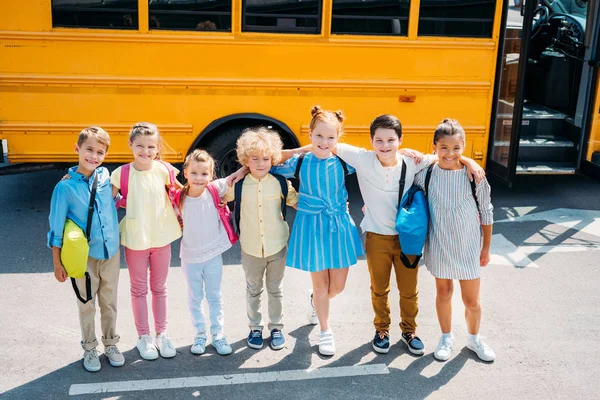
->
<box><xmin>225</xmin><ymin>173</ymin><xmax>298</xmax><ymax>258</ymax></box>
<box><xmin>111</xmin><ymin>161</ymin><xmax>182</xmax><ymax>251</ymax></box>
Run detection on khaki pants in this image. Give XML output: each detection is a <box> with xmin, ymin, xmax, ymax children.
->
<box><xmin>241</xmin><ymin>245</ymin><xmax>287</xmax><ymax>331</ymax></box>
<box><xmin>365</xmin><ymin>232</ymin><xmax>419</xmax><ymax>333</ymax></box>
<box><xmin>74</xmin><ymin>251</ymin><xmax>121</xmax><ymax>350</ymax></box>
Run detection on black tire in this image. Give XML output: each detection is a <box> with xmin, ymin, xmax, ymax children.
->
<box><xmin>203</xmin><ymin>126</ymin><xmax>245</xmax><ymax>178</ymax></box>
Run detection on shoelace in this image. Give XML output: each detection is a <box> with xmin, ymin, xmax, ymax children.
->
<box><xmin>251</xmin><ymin>331</ymin><xmax>262</xmax><ymax>339</ymax></box>
<box><xmin>377</xmin><ymin>331</ymin><xmax>390</xmax><ymax>340</ymax></box>
<box><xmin>105</xmin><ymin>346</ymin><xmax>121</xmax><ymax>356</ymax></box>
<box><xmin>161</xmin><ymin>339</ymin><xmax>175</xmax><ymax>351</ymax></box>
<box><xmin>214</xmin><ymin>337</ymin><xmax>228</xmax><ymax>348</ymax></box>
<box><xmin>194</xmin><ymin>336</ymin><xmax>207</xmax><ymax>346</ymax></box>
<box><xmin>439</xmin><ymin>336</ymin><xmax>452</xmax><ymax>350</ymax></box>
<box><xmin>272</xmin><ymin>330</ymin><xmax>282</xmax><ymax>339</ymax></box>
<box><xmin>85</xmin><ymin>349</ymin><xmax>100</xmax><ymax>362</ymax></box>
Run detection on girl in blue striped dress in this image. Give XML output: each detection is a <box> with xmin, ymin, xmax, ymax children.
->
<box><xmin>271</xmin><ymin>106</ymin><xmax>364</xmax><ymax>356</ymax></box>
<box><xmin>414</xmin><ymin>118</ymin><xmax>495</xmax><ymax>362</ymax></box>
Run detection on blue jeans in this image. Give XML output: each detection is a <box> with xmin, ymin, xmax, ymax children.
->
<box><xmin>182</xmin><ymin>255</ymin><xmax>224</xmax><ymax>336</ymax></box>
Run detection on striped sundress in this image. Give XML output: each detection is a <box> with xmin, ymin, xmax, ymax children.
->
<box><xmin>414</xmin><ymin>165</ymin><xmax>494</xmax><ymax>280</ymax></box>
<box><xmin>271</xmin><ymin>153</ymin><xmax>364</xmax><ymax>272</ymax></box>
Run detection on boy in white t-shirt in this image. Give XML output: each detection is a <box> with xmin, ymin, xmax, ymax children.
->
<box><xmin>334</xmin><ymin>114</ymin><xmax>483</xmax><ymax>356</ymax></box>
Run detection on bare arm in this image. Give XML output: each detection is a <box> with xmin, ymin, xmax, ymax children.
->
<box><xmin>52</xmin><ymin>247</ymin><xmax>68</xmax><ymax>282</ymax></box>
<box><xmin>281</xmin><ymin>144</ymin><xmax>312</xmax><ymax>162</ymax></box>
<box><xmin>459</xmin><ymin>156</ymin><xmax>485</xmax><ymax>183</ymax></box>
<box><xmin>480</xmin><ymin>224</ymin><xmax>493</xmax><ymax>267</ymax></box>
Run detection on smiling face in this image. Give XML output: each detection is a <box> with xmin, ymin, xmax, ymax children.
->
<box><xmin>309</xmin><ymin>120</ymin><xmax>339</xmax><ymax>159</ymax></box>
<box><xmin>371</xmin><ymin>128</ymin><xmax>402</xmax><ymax>166</ymax></box>
<box><xmin>129</xmin><ymin>134</ymin><xmax>159</xmax><ymax>169</ymax></box>
<box><xmin>75</xmin><ymin>137</ymin><xmax>107</xmax><ymax>176</ymax></box>
<box><xmin>183</xmin><ymin>160</ymin><xmax>212</xmax><ymax>194</ymax></box>
<box><xmin>433</xmin><ymin>134</ymin><xmax>464</xmax><ymax>170</ymax></box>
<box><xmin>246</xmin><ymin>151</ymin><xmax>272</xmax><ymax>180</ymax></box>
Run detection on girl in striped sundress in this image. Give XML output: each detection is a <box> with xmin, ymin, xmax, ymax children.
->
<box><xmin>271</xmin><ymin>106</ymin><xmax>364</xmax><ymax>356</ymax></box>
<box><xmin>414</xmin><ymin>118</ymin><xmax>495</xmax><ymax>363</ymax></box>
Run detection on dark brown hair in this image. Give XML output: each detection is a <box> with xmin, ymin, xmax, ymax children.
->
<box><xmin>369</xmin><ymin>114</ymin><xmax>402</xmax><ymax>139</ymax></box>
<box><xmin>433</xmin><ymin>118</ymin><xmax>466</xmax><ymax>144</ymax></box>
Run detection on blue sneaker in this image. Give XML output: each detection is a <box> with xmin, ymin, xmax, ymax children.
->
<box><xmin>372</xmin><ymin>330</ymin><xmax>390</xmax><ymax>354</ymax></box>
<box><xmin>401</xmin><ymin>332</ymin><xmax>425</xmax><ymax>355</ymax></box>
<box><xmin>270</xmin><ymin>329</ymin><xmax>286</xmax><ymax>350</ymax></box>
<box><xmin>247</xmin><ymin>330</ymin><xmax>263</xmax><ymax>349</ymax></box>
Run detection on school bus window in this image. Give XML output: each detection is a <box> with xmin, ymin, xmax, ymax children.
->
<box><xmin>242</xmin><ymin>0</ymin><xmax>321</xmax><ymax>34</ymax></box>
<box><xmin>331</xmin><ymin>0</ymin><xmax>410</xmax><ymax>36</ymax></box>
<box><xmin>148</xmin><ymin>0</ymin><xmax>232</xmax><ymax>31</ymax></box>
<box><xmin>418</xmin><ymin>0</ymin><xmax>495</xmax><ymax>38</ymax></box>
<box><xmin>52</xmin><ymin>0</ymin><xmax>139</xmax><ymax>29</ymax></box>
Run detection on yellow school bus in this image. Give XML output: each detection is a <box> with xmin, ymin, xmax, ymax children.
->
<box><xmin>0</xmin><ymin>1</ymin><xmax>599</xmax><ymax>185</ymax></box>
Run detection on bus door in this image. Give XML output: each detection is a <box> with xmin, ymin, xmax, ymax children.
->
<box><xmin>488</xmin><ymin>0</ymin><xmax>599</xmax><ymax>185</ymax></box>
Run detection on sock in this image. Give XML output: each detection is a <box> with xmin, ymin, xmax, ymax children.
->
<box><xmin>441</xmin><ymin>332</ymin><xmax>453</xmax><ymax>339</ymax></box>
<box><xmin>467</xmin><ymin>333</ymin><xmax>479</xmax><ymax>342</ymax></box>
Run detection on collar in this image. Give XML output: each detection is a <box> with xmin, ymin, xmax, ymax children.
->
<box><xmin>246</xmin><ymin>173</ymin><xmax>271</xmax><ymax>183</ymax></box>
<box><xmin>68</xmin><ymin>166</ymin><xmax>98</xmax><ymax>182</ymax></box>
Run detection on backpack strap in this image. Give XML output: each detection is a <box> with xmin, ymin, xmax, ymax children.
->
<box><xmin>272</xmin><ymin>174</ymin><xmax>289</xmax><ymax>221</ymax></box>
<box><xmin>116</xmin><ymin>163</ymin><xmax>131</xmax><ymax>209</ymax></box>
<box><xmin>72</xmin><ymin>171</ymin><xmax>98</xmax><ymax>305</ymax></box>
<box><xmin>294</xmin><ymin>153</ymin><xmax>306</xmax><ymax>181</ymax></box>
<box><xmin>336</xmin><ymin>155</ymin><xmax>349</xmax><ymax>176</ymax></box>
<box><xmin>400</xmin><ymin>253</ymin><xmax>421</xmax><ymax>270</ymax></box>
<box><xmin>206</xmin><ymin>182</ymin><xmax>220</xmax><ymax>208</ymax></box>
<box><xmin>471</xmin><ymin>179</ymin><xmax>480</xmax><ymax>213</ymax></box>
<box><xmin>424</xmin><ymin>163</ymin><xmax>435</xmax><ymax>197</ymax></box>
<box><xmin>398</xmin><ymin>160</ymin><xmax>407</xmax><ymax>207</ymax></box>
<box><xmin>234</xmin><ymin>177</ymin><xmax>245</xmax><ymax>234</ymax></box>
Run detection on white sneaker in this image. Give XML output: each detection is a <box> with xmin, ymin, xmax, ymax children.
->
<box><xmin>155</xmin><ymin>333</ymin><xmax>177</xmax><ymax>358</ymax></box>
<box><xmin>433</xmin><ymin>333</ymin><xmax>454</xmax><ymax>361</ymax></box>
<box><xmin>104</xmin><ymin>344</ymin><xmax>125</xmax><ymax>367</ymax></box>
<box><xmin>137</xmin><ymin>334</ymin><xmax>159</xmax><ymax>360</ymax></box>
<box><xmin>190</xmin><ymin>333</ymin><xmax>207</xmax><ymax>355</ymax></box>
<box><xmin>467</xmin><ymin>336</ymin><xmax>496</xmax><ymax>362</ymax></box>
<box><xmin>83</xmin><ymin>349</ymin><xmax>101</xmax><ymax>372</ymax></box>
<box><xmin>307</xmin><ymin>289</ymin><xmax>318</xmax><ymax>325</ymax></box>
<box><xmin>319</xmin><ymin>330</ymin><xmax>335</xmax><ymax>356</ymax></box>
<box><xmin>212</xmin><ymin>333</ymin><xmax>233</xmax><ymax>356</ymax></box>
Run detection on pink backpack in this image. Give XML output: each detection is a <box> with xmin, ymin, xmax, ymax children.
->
<box><xmin>205</xmin><ymin>182</ymin><xmax>239</xmax><ymax>245</ymax></box>
<box><xmin>115</xmin><ymin>161</ymin><xmax>183</xmax><ymax>228</ymax></box>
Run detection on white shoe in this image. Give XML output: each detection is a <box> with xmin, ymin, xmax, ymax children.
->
<box><xmin>104</xmin><ymin>344</ymin><xmax>125</xmax><ymax>367</ymax></box>
<box><xmin>319</xmin><ymin>330</ymin><xmax>335</xmax><ymax>356</ymax></box>
<box><xmin>190</xmin><ymin>333</ymin><xmax>207</xmax><ymax>355</ymax></box>
<box><xmin>433</xmin><ymin>333</ymin><xmax>454</xmax><ymax>361</ymax></box>
<box><xmin>307</xmin><ymin>289</ymin><xmax>318</xmax><ymax>325</ymax></box>
<box><xmin>467</xmin><ymin>336</ymin><xmax>496</xmax><ymax>362</ymax></box>
<box><xmin>137</xmin><ymin>334</ymin><xmax>159</xmax><ymax>360</ymax></box>
<box><xmin>155</xmin><ymin>333</ymin><xmax>177</xmax><ymax>358</ymax></box>
<box><xmin>83</xmin><ymin>349</ymin><xmax>101</xmax><ymax>372</ymax></box>
<box><xmin>212</xmin><ymin>333</ymin><xmax>233</xmax><ymax>356</ymax></box>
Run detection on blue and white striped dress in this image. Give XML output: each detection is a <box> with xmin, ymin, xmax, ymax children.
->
<box><xmin>414</xmin><ymin>165</ymin><xmax>494</xmax><ymax>280</ymax></box>
<box><xmin>271</xmin><ymin>153</ymin><xmax>364</xmax><ymax>272</ymax></box>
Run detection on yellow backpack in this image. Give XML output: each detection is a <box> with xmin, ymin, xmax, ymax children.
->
<box><xmin>61</xmin><ymin>173</ymin><xmax>98</xmax><ymax>304</ymax></box>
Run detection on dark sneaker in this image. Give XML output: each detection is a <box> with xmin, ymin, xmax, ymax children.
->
<box><xmin>270</xmin><ymin>329</ymin><xmax>286</xmax><ymax>350</ymax></box>
<box><xmin>247</xmin><ymin>330</ymin><xmax>263</xmax><ymax>349</ymax></box>
<box><xmin>401</xmin><ymin>332</ymin><xmax>425</xmax><ymax>355</ymax></box>
<box><xmin>372</xmin><ymin>330</ymin><xmax>390</xmax><ymax>354</ymax></box>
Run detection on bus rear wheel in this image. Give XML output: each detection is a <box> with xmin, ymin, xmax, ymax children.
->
<box><xmin>203</xmin><ymin>126</ymin><xmax>244</xmax><ymax>178</ymax></box>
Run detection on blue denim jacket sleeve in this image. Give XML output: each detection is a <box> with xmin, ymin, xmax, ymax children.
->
<box><xmin>47</xmin><ymin>183</ymin><xmax>69</xmax><ymax>249</ymax></box>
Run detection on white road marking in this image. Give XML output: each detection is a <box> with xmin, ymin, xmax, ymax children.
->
<box><xmin>68</xmin><ymin>364</ymin><xmax>389</xmax><ymax>396</ymax></box>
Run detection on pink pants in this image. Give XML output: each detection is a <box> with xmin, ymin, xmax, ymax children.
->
<box><xmin>124</xmin><ymin>244</ymin><xmax>171</xmax><ymax>336</ymax></box>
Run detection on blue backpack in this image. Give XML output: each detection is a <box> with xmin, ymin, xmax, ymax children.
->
<box><xmin>396</xmin><ymin>162</ymin><xmax>479</xmax><ymax>269</ymax></box>
<box><xmin>395</xmin><ymin>160</ymin><xmax>429</xmax><ymax>269</ymax></box>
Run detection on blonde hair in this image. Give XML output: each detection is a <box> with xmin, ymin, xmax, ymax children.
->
<box><xmin>78</xmin><ymin>126</ymin><xmax>110</xmax><ymax>150</ymax></box>
<box><xmin>180</xmin><ymin>149</ymin><xmax>216</xmax><ymax>208</ymax></box>
<box><xmin>129</xmin><ymin>122</ymin><xmax>163</xmax><ymax>159</ymax></box>
<box><xmin>309</xmin><ymin>105</ymin><xmax>344</xmax><ymax>136</ymax></box>
<box><xmin>236</xmin><ymin>127</ymin><xmax>283</xmax><ymax>166</ymax></box>
<box><xmin>433</xmin><ymin>118</ymin><xmax>466</xmax><ymax>144</ymax></box>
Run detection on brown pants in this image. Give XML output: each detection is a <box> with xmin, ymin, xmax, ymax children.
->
<box><xmin>74</xmin><ymin>251</ymin><xmax>121</xmax><ymax>350</ymax></box>
<box><xmin>365</xmin><ymin>232</ymin><xmax>419</xmax><ymax>333</ymax></box>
